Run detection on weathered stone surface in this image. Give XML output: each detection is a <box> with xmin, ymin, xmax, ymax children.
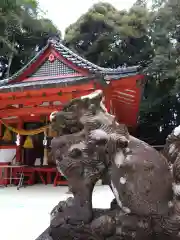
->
<box><xmin>42</xmin><ymin>90</ymin><xmax>180</xmax><ymax>240</ymax></box>
<box><xmin>36</xmin><ymin>207</ymin><xmax>179</xmax><ymax>240</ymax></box>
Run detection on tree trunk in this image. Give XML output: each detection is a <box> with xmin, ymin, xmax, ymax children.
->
<box><xmin>6</xmin><ymin>49</ymin><xmax>14</xmax><ymax>78</ymax></box>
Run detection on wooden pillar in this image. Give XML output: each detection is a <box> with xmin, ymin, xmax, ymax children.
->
<box><xmin>16</xmin><ymin>118</ymin><xmax>23</xmax><ymax>164</ymax></box>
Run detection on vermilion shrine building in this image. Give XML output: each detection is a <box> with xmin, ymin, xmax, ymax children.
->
<box><xmin>0</xmin><ymin>39</ymin><xmax>144</xmax><ymax>175</ymax></box>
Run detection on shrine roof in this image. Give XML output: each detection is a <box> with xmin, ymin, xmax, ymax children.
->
<box><xmin>0</xmin><ymin>76</ymin><xmax>93</xmax><ymax>92</ymax></box>
<box><xmin>51</xmin><ymin>41</ymin><xmax>139</xmax><ymax>75</ymax></box>
<box><xmin>0</xmin><ymin>39</ymin><xmax>140</xmax><ymax>88</ymax></box>
<box><xmin>0</xmin><ymin>69</ymin><xmax>140</xmax><ymax>92</ymax></box>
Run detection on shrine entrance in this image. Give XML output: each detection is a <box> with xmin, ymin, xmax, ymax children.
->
<box><xmin>22</xmin><ymin>122</ymin><xmax>45</xmax><ymax>166</ymax></box>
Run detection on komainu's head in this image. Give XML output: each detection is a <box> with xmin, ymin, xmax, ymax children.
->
<box><xmin>50</xmin><ymin>90</ymin><xmax>106</xmax><ymax>133</ymax></box>
<box><xmin>49</xmin><ymin>89</ymin><xmax>129</xmax><ymax>145</ymax></box>
<box><xmin>50</xmin><ymin>110</ymin><xmax>83</xmax><ymax>134</ymax></box>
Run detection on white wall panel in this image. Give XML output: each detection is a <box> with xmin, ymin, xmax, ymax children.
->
<box><xmin>0</xmin><ymin>148</ymin><xmax>16</xmax><ymax>163</ymax></box>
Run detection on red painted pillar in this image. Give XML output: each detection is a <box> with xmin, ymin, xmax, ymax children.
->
<box><xmin>103</xmin><ymin>84</ymin><xmax>112</xmax><ymax>113</ymax></box>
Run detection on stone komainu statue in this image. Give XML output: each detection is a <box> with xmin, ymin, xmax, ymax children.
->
<box><xmin>163</xmin><ymin>126</ymin><xmax>180</xmax><ymax>200</ymax></box>
<box><xmin>49</xmin><ymin>90</ymin><xmax>180</xmax><ymax>240</ymax></box>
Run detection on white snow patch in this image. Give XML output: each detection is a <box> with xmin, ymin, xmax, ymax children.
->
<box><xmin>90</xmin><ymin>129</ymin><xmax>108</xmax><ymax>140</ymax></box>
<box><xmin>169</xmin><ymin>144</ymin><xmax>176</xmax><ymax>154</ymax></box>
<box><xmin>120</xmin><ymin>177</ymin><xmax>126</xmax><ymax>185</ymax></box>
<box><xmin>124</xmin><ymin>148</ymin><xmax>131</xmax><ymax>154</ymax></box>
<box><xmin>168</xmin><ymin>201</ymin><xmax>174</xmax><ymax>208</ymax></box>
<box><xmin>50</xmin><ymin>111</ymin><xmax>58</xmax><ymax>122</ymax></box>
<box><xmin>172</xmin><ymin>183</ymin><xmax>180</xmax><ymax>196</ymax></box>
<box><xmin>174</xmin><ymin>125</ymin><xmax>180</xmax><ymax>136</ymax></box>
<box><xmin>122</xmin><ymin>206</ymin><xmax>131</xmax><ymax>214</ymax></box>
<box><xmin>114</xmin><ymin>151</ymin><xmax>125</xmax><ymax>168</ymax></box>
<box><xmin>111</xmin><ymin>181</ymin><xmax>122</xmax><ymax>208</ymax></box>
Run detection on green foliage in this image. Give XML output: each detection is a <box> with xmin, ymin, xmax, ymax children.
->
<box><xmin>139</xmin><ymin>0</ymin><xmax>180</xmax><ymax>143</ymax></box>
<box><xmin>64</xmin><ymin>2</ymin><xmax>152</xmax><ymax>68</ymax></box>
<box><xmin>64</xmin><ymin>0</ymin><xmax>180</xmax><ymax>144</ymax></box>
<box><xmin>0</xmin><ymin>0</ymin><xmax>61</xmax><ymax>77</ymax></box>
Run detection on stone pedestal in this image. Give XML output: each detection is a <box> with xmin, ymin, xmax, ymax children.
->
<box><xmin>35</xmin><ymin>202</ymin><xmax>178</xmax><ymax>240</ymax></box>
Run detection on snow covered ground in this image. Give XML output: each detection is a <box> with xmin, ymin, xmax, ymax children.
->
<box><xmin>0</xmin><ymin>184</ymin><xmax>113</xmax><ymax>240</ymax></box>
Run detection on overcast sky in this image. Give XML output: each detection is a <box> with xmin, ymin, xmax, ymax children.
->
<box><xmin>38</xmin><ymin>0</ymin><xmax>136</xmax><ymax>36</ymax></box>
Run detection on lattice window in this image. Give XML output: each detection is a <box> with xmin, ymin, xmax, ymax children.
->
<box><xmin>31</xmin><ymin>58</ymin><xmax>78</xmax><ymax>78</ymax></box>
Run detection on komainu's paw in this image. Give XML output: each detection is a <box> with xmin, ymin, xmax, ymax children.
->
<box><xmin>50</xmin><ymin>197</ymin><xmax>74</xmax><ymax>221</ymax></box>
<box><xmin>91</xmin><ymin>215</ymin><xmax>115</xmax><ymax>237</ymax></box>
<box><xmin>50</xmin><ymin>203</ymin><xmax>92</xmax><ymax>227</ymax></box>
